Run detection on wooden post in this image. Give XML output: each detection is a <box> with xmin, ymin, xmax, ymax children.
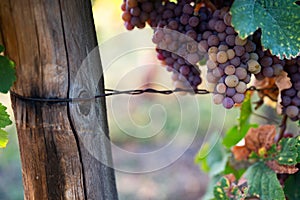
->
<box><xmin>0</xmin><ymin>0</ymin><xmax>118</xmax><ymax>199</ymax></box>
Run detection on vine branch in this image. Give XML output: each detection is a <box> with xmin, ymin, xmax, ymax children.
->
<box><xmin>278</xmin><ymin>115</ymin><xmax>288</xmax><ymax>143</ymax></box>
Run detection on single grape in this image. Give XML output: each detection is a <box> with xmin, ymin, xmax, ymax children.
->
<box><xmin>285</xmin><ymin>105</ymin><xmax>299</xmax><ymax>118</ymax></box>
<box><xmin>235</xmin><ymin>81</ymin><xmax>247</xmax><ymax>93</ymax></box>
<box><xmin>235</xmin><ymin>36</ymin><xmax>247</xmax><ymax>46</ymax></box>
<box><xmin>216</xmin><ymin>83</ymin><xmax>227</xmax><ymax>93</ymax></box>
<box><xmin>189</xmin><ymin>16</ymin><xmax>200</xmax><ymax>27</ymax></box>
<box><xmin>213</xmin><ymin>94</ymin><xmax>225</xmax><ymax>104</ymax></box>
<box><xmin>217</xmin><ymin>51</ymin><xmax>228</xmax><ymax>63</ymax></box>
<box><xmin>233</xmin><ymin>46</ymin><xmax>245</xmax><ymax>57</ymax></box>
<box><xmin>207</xmin><ymin>35</ymin><xmax>220</xmax><ymax>46</ymax></box>
<box><xmin>232</xmin><ymin>93</ymin><xmax>245</xmax><ymax>103</ymax></box>
<box><xmin>235</xmin><ymin>67</ymin><xmax>248</xmax><ymax>80</ymax></box>
<box><xmin>224</xmin><ymin>65</ymin><xmax>235</xmax><ymax>75</ymax></box>
<box><xmin>225</xmin><ymin>75</ymin><xmax>239</xmax><ymax>87</ymax></box>
<box><xmin>223</xmin><ymin>97</ymin><xmax>234</xmax><ymax>109</ymax></box>
<box><xmin>247</xmin><ymin>59</ymin><xmax>261</xmax><ymax>74</ymax></box>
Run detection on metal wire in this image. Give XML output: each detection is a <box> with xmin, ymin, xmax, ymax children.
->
<box><xmin>9</xmin><ymin>86</ymin><xmax>275</xmax><ymax>103</ymax></box>
<box><xmin>9</xmin><ymin>88</ymin><xmax>210</xmax><ymax>103</ymax></box>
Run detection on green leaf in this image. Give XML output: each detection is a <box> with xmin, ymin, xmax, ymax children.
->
<box><xmin>238</xmin><ymin>91</ymin><xmax>252</xmax><ymax>127</ymax></box>
<box><xmin>0</xmin><ymin>55</ymin><xmax>16</xmax><ymax>93</ymax></box>
<box><xmin>195</xmin><ymin>142</ymin><xmax>210</xmax><ymax>172</ymax></box>
<box><xmin>297</xmin><ymin>136</ymin><xmax>300</xmax><ymax>163</ymax></box>
<box><xmin>0</xmin><ymin>103</ymin><xmax>12</xmax><ymax>128</ymax></box>
<box><xmin>230</xmin><ymin>0</ymin><xmax>300</xmax><ymax>59</ymax></box>
<box><xmin>284</xmin><ymin>171</ymin><xmax>300</xmax><ymax>200</ymax></box>
<box><xmin>224</xmin><ymin>162</ymin><xmax>246</xmax><ymax>180</ymax></box>
<box><xmin>223</xmin><ymin>124</ymin><xmax>258</xmax><ymax>148</ymax></box>
<box><xmin>213</xmin><ymin>177</ymin><xmax>230</xmax><ymax>200</ymax></box>
<box><xmin>223</xmin><ymin>93</ymin><xmax>257</xmax><ymax>148</ymax></box>
<box><xmin>213</xmin><ymin>176</ymin><xmax>248</xmax><ymax>200</ymax></box>
<box><xmin>201</xmin><ymin>175</ymin><xmax>223</xmax><ymax>200</ymax></box>
<box><xmin>223</xmin><ymin>125</ymin><xmax>239</xmax><ymax>148</ymax></box>
<box><xmin>0</xmin><ymin>129</ymin><xmax>8</xmax><ymax>148</ymax></box>
<box><xmin>245</xmin><ymin>162</ymin><xmax>285</xmax><ymax>200</ymax></box>
<box><xmin>0</xmin><ymin>45</ymin><xmax>4</xmax><ymax>53</ymax></box>
<box><xmin>196</xmin><ymin>140</ymin><xmax>229</xmax><ymax>176</ymax></box>
<box><xmin>276</xmin><ymin>137</ymin><xmax>298</xmax><ymax>166</ymax></box>
<box><xmin>195</xmin><ymin>136</ymin><xmax>229</xmax><ymax>176</ymax></box>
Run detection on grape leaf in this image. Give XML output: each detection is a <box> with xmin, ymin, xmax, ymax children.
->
<box><xmin>0</xmin><ymin>45</ymin><xmax>4</xmax><ymax>53</ymax></box>
<box><xmin>284</xmin><ymin>171</ymin><xmax>300</xmax><ymax>200</ymax></box>
<box><xmin>223</xmin><ymin>124</ymin><xmax>258</xmax><ymax>148</ymax></box>
<box><xmin>276</xmin><ymin>137</ymin><xmax>298</xmax><ymax>166</ymax></box>
<box><xmin>0</xmin><ymin>55</ymin><xmax>16</xmax><ymax>93</ymax></box>
<box><xmin>0</xmin><ymin>103</ymin><xmax>12</xmax><ymax>128</ymax></box>
<box><xmin>266</xmin><ymin>160</ymin><xmax>298</xmax><ymax>174</ymax></box>
<box><xmin>223</xmin><ymin>92</ymin><xmax>257</xmax><ymax>148</ymax></box>
<box><xmin>238</xmin><ymin>91</ymin><xmax>252</xmax><ymax>127</ymax></box>
<box><xmin>0</xmin><ymin>103</ymin><xmax>12</xmax><ymax>149</ymax></box>
<box><xmin>0</xmin><ymin>129</ymin><xmax>8</xmax><ymax>148</ymax></box>
<box><xmin>224</xmin><ymin>163</ymin><xmax>246</xmax><ymax>180</ymax></box>
<box><xmin>195</xmin><ymin>137</ymin><xmax>229</xmax><ymax>176</ymax></box>
<box><xmin>230</xmin><ymin>0</ymin><xmax>300</xmax><ymax>59</ymax></box>
<box><xmin>194</xmin><ymin>142</ymin><xmax>210</xmax><ymax>172</ymax></box>
<box><xmin>245</xmin><ymin>162</ymin><xmax>285</xmax><ymax>200</ymax></box>
<box><xmin>297</xmin><ymin>136</ymin><xmax>300</xmax><ymax>163</ymax></box>
<box><xmin>213</xmin><ymin>177</ymin><xmax>230</xmax><ymax>200</ymax></box>
<box><xmin>213</xmin><ymin>175</ymin><xmax>249</xmax><ymax>200</ymax></box>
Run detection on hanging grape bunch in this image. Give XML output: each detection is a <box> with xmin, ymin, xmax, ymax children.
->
<box><xmin>120</xmin><ymin>0</ymin><xmax>300</xmax><ymax>118</ymax></box>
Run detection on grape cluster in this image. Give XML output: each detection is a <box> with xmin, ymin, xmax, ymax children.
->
<box><xmin>122</xmin><ymin>0</ymin><xmax>205</xmax><ymax>90</ymax></box>
<box><xmin>251</xmin><ymin>31</ymin><xmax>285</xmax><ymax>80</ymax></box>
<box><xmin>121</xmin><ymin>0</ymin><xmax>300</xmax><ymax>116</ymax></box>
<box><xmin>254</xmin><ymin>50</ymin><xmax>285</xmax><ymax>79</ymax></box>
<box><xmin>121</xmin><ymin>0</ymin><xmax>152</xmax><ymax>30</ymax></box>
<box><xmin>152</xmin><ymin>2</ymin><xmax>213</xmax><ymax>90</ymax></box>
<box><xmin>121</xmin><ymin>0</ymin><xmax>195</xmax><ymax>30</ymax></box>
<box><xmin>202</xmin><ymin>9</ymin><xmax>260</xmax><ymax>108</ymax></box>
<box><xmin>281</xmin><ymin>57</ymin><xmax>300</xmax><ymax>121</ymax></box>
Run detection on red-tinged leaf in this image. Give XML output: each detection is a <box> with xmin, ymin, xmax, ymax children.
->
<box><xmin>266</xmin><ymin>160</ymin><xmax>298</xmax><ymax>174</ymax></box>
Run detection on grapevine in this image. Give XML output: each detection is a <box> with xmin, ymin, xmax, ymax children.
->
<box><xmin>120</xmin><ymin>0</ymin><xmax>300</xmax><ymax>199</ymax></box>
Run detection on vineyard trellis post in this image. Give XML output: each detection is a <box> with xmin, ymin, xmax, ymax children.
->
<box><xmin>0</xmin><ymin>0</ymin><xmax>118</xmax><ymax>199</ymax></box>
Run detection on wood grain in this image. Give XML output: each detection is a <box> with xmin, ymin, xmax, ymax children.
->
<box><xmin>0</xmin><ymin>0</ymin><xmax>118</xmax><ymax>199</ymax></box>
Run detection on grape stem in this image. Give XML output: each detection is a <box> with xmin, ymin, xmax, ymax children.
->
<box><xmin>277</xmin><ymin>115</ymin><xmax>288</xmax><ymax>143</ymax></box>
<box><xmin>202</xmin><ymin>0</ymin><xmax>217</xmax><ymax>11</ymax></box>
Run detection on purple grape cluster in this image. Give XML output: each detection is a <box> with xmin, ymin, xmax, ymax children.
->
<box><xmin>121</xmin><ymin>0</ymin><xmax>160</xmax><ymax>30</ymax></box>
<box><xmin>151</xmin><ymin>2</ymin><xmax>213</xmax><ymax>90</ymax></box>
<box><xmin>281</xmin><ymin>57</ymin><xmax>300</xmax><ymax>121</ymax></box>
<box><xmin>202</xmin><ymin>9</ymin><xmax>259</xmax><ymax>109</ymax></box>
<box><xmin>121</xmin><ymin>0</ymin><xmax>300</xmax><ymax>116</ymax></box>
<box><xmin>251</xmin><ymin>31</ymin><xmax>285</xmax><ymax>80</ymax></box>
<box><xmin>156</xmin><ymin>49</ymin><xmax>202</xmax><ymax>90</ymax></box>
<box><xmin>122</xmin><ymin>0</ymin><xmax>205</xmax><ymax>91</ymax></box>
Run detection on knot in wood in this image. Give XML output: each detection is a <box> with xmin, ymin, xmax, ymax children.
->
<box><xmin>78</xmin><ymin>90</ymin><xmax>91</xmax><ymax>116</ymax></box>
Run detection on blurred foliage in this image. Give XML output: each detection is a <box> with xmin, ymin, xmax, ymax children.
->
<box><xmin>0</xmin><ymin>126</ymin><xmax>23</xmax><ymax>200</ymax></box>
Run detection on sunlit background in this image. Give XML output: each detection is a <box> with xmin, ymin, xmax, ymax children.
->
<box><xmin>0</xmin><ymin>1</ymin><xmax>294</xmax><ymax>199</ymax></box>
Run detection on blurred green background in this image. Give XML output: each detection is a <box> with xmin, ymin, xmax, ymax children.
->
<box><xmin>0</xmin><ymin>1</ymin><xmax>294</xmax><ymax>200</ymax></box>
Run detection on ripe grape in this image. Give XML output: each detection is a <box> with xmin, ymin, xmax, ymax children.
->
<box><xmin>213</xmin><ymin>94</ymin><xmax>225</xmax><ymax>104</ymax></box>
<box><xmin>149</xmin><ymin>1</ymin><xmax>217</xmax><ymax>91</ymax></box>
<box><xmin>201</xmin><ymin>9</ymin><xmax>264</xmax><ymax>108</ymax></box>
<box><xmin>247</xmin><ymin>59</ymin><xmax>261</xmax><ymax>74</ymax></box>
<box><xmin>281</xmin><ymin>57</ymin><xmax>300</xmax><ymax>121</ymax></box>
<box><xmin>216</xmin><ymin>51</ymin><xmax>228</xmax><ymax>63</ymax></box>
<box><xmin>223</xmin><ymin>97</ymin><xmax>234</xmax><ymax>109</ymax></box>
<box><xmin>232</xmin><ymin>93</ymin><xmax>245</xmax><ymax>104</ymax></box>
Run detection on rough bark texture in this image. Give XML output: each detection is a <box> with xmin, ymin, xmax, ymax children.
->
<box><xmin>0</xmin><ymin>0</ymin><xmax>118</xmax><ymax>199</ymax></box>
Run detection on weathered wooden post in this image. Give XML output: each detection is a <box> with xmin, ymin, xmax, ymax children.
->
<box><xmin>0</xmin><ymin>0</ymin><xmax>118</xmax><ymax>199</ymax></box>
